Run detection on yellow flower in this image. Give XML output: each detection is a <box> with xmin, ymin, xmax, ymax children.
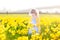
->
<box><xmin>45</xmin><ymin>28</ymin><xmax>49</xmax><ymax>33</ymax></box>
<box><xmin>11</xmin><ymin>31</ymin><xmax>15</xmax><ymax>35</ymax></box>
<box><xmin>0</xmin><ymin>34</ymin><xmax>6</xmax><ymax>40</ymax></box>
<box><xmin>31</xmin><ymin>33</ymin><xmax>40</xmax><ymax>40</ymax></box>
<box><xmin>16</xmin><ymin>17</ymin><xmax>24</xmax><ymax>23</ymax></box>
<box><xmin>5</xmin><ymin>25</ymin><xmax>10</xmax><ymax>31</ymax></box>
<box><xmin>17</xmin><ymin>30</ymin><xmax>21</xmax><ymax>34</ymax></box>
<box><xmin>9</xmin><ymin>29</ymin><xmax>15</xmax><ymax>35</ymax></box>
<box><xmin>43</xmin><ymin>39</ymin><xmax>46</xmax><ymax>40</ymax></box>
<box><xmin>39</xmin><ymin>35</ymin><xmax>42</xmax><ymax>40</ymax></box>
<box><xmin>56</xmin><ymin>31</ymin><xmax>60</xmax><ymax>36</ymax></box>
<box><xmin>17</xmin><ymin>37</ymin><xmax>22</xmax><ymax>40</ymax></box>
<box><xmin>58</xmin><ymin>24</ymin><xmax>60</xmax><ymax>28</ymax></box>
<box><xmin>19</xmin><ymin>23</ymin><xmax>26</xmax><ymax>27</ymax></box>
<box><xmin>8</xmin><ymin>21</ymin><xmax>17</xmax><ymax>27</ymax></box>
<box><xmin>58</xmin><ymin>39</ymin><xmax>60</xmax><ymax>40</ymax></box>
<box><xmin>21</xmin><ymin>28</ymin><xmax>28</xmax><ymax>35</ymax></box>
<box><xmin>46</xmin><ymin>38</ymin><xmax>49</xmax><ymax>40</ymax></box>
<box><xmin>0</xmin><ymin>25</ymin><xmax>5</xmax><ymax>33</ymax></box>
<box><xmin>27</xmin><ymin>23</ymin><xmax>34</xmax><ymax>29</ymax></box>
<box><xmin>50</xmin><ymin>33</ymin><xmax>56</xmax><ymax>38</ymax></box>
<box><xmin>51</xmin><ymin>28</ymin><xmax>58</xmax><ymax>32</ymax></box>
<box><xmin>17</xmin><ymin>36</ymin><xmax>28</xmax><ymax>40</ymax></box>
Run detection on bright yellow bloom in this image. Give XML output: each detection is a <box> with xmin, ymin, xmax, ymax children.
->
<box><xmin>17</xmin><ymin>30</ymin><xmax>21</xmax><ymax>34</ymax></box>
<box><xmin>17</xmin><ymin>36</ymin><xmax>28</xmax><ymax>40</ymax></box>
<box><xmin>56</xmin><ymin>31</ymin><xmax>60</xmax><ymax>36</ymax></box>
<box><xmin>0</xmin><ymin>34</ymin><xmax>6</xmax><ymax>40</ymax></box>
<box><xmin>50</xmin><ymin>33</ymin><xmax>56</xmax><ymax>38</ymax></box>
<box><xmin>31</xmin><ymin>33</ymin><xmax>40</xmax><ymax>40</ymax></box>
<box><xmin>9</xmin><ymin>29</ymin><xmax>15</xmax><ymax>35</ymax></box>
<box><xmin>45</xmin><ymin>28</ymin><xmax>49</xmax><ymax>33</ymax></box>
<box><xmin>0</xmin><ymin>25</ymin><xmax>5</xmax><ymax>33</ymax></box>
<box><xmin>20</xmin><ymin>28</ymin><xmax>28</xmax><ymax>35</ymax></box>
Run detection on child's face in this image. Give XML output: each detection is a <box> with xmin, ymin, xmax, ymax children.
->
<box><xmin>31</xmin><ymin>9</ymin><xmax>37</xmax><ymax>17</ymax></box>
<box><xmin>31</xmin><ymin>13</ymin><xmax>35</xmax><ymax>17</ymax></box>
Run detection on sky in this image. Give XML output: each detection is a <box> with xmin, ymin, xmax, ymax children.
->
<box><xmin>0</xmin><ymin>0</ymin><xmax>60</xmax><ymax>12</ymax></box>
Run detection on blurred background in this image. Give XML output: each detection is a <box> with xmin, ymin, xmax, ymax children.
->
<box><xmin>0</xmin><ymin>0</ymin><xmax>60</xmax><ymax>13</ymax></box>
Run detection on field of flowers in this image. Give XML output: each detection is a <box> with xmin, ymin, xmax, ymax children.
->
<box><xmin>0</xmin><ymin>14</ymin><xmax>60</xmax><ymax>40</ymax></box>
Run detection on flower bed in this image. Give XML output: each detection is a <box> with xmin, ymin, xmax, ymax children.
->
<box><xmin>0</xmin><ymin>14</ymin><xmax>60</xmax><ymax>40</ymax></box>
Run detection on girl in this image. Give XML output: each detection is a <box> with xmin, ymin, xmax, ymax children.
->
<box><xmin>28</xmin><ymin>9</ymin><xmax>40</xmax><ymax>39</ymax></box>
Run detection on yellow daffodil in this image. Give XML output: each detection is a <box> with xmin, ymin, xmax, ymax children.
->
<box><xmin>0</xmin><ymin>25</ymin><xmax>5</xmax><ymax>33</ymax></box>
<box><xmin>17</xmin><ymin>36</ymin><xmax>28</xmax><ymax>40</ymax></box>
<box><xmin>0</xmin><ymin>34</ymin><xmax>6</xmax><ymax>40</ymax></box>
